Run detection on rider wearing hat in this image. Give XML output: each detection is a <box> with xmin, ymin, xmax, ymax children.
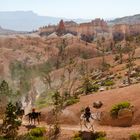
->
<box><xmin>32</xmin><ymin>108</ymin><xmax>35</xmax><ymax>112</ymax></box>
<box><xmin>84</xmin><ymin>106</ymin><xmax>91</xmax><ymax>122</ymax></box>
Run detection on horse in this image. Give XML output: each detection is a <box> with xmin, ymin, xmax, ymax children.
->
<box><xmin>80</xmin><ymin>112</ymin><xmax>101</xmax><ymax>132</ymax></box>
<box><xmin>16</xmin><ymin>108</ymin><xmax>25</xmax><ymax>120</ymax></box>
<box><xmin>26</xmin><ymin>112</ymin><xmax>41</xmax><ymax>125</ymax></box>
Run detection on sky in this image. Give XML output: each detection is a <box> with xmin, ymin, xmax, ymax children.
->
<box><xmin>0</xmin><ymin>0</ymin><xmax>140</xmax><ymax>19</ymax></box>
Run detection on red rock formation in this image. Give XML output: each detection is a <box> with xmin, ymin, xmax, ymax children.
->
<box><xmin>113</xmin><ymin>24</ymin><xmax>140</xmax><ymax>36</ymax></box>
<box><xmin>39</xmin><ymin>19</ymin><xmax>109</xmax><ymax>36</ymax></box>
<box><xmin>92</xmin><ymin>18</ymin><xmax>107</xmax><ymax>27</ymax></box>
<box><xmin>57</xmin><ymin>19</ymin><xmax>66</xmax><ymax>35</ymax></box>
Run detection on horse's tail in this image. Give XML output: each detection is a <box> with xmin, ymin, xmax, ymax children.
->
<box><xmin>22</xmin><ymin>110</ymin><xmax>25</xmax><ymax>115</ymax></box>
<box><xmin>39</xmin><ymin>112</ymin><xmax>41</xmax><ymax>116</ymax></box>
<box><xmin>25</xmin><ymin>113</ymin><xmax>30</xmax><ymax>116</ymax></box>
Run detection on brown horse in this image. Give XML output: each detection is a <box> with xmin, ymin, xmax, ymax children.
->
<box><xmin>26</xmin><ymin>112</ymin><xmax>41</xmax><ymax>125</ymax></box>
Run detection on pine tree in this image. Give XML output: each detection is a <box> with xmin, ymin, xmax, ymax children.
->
<box><xmin>0</xmin><ymin>80</ymin><xmax>11</xmax><ymax>117</ymax></box>
<box><xmin>51</xmin><ymin>91</ymin><xmax>63</xmax><ymax>138</ymax></box>
<box><xmin>0</xmin><ymin>80</ymin><xmax>11</xmax><ymax>96</ymax></box>
<box><xmin>2</xmin><ymin>102</ymin><xmax>21</xmax><ymax>139</ymax></box>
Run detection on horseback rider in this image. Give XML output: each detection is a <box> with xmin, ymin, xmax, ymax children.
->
<box><xmin>27</xmin><ymin>108</ymin><xmax>41</xmax><ymax>124</ymax></box>
<box><xmin>32</xmin><ymin>108</ymin><xmax>35</xmax><ymax>112</ymax></box>
<box><xmin>84</xmin><ymin>106</ymin><xmax>91</xmax><ymax>122</ymax></box>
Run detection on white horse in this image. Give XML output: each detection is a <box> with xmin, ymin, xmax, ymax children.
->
<box><xmin>80</xmin><ymin>112</ymin><xmax>101</xmax><ymax>132</ymax></box>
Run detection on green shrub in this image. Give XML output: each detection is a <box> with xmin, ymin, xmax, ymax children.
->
<box><xmin>117</xmin><ymin>75</ymin><xmax>122</xmax><ymax>79</ymax></box>
<box><xmin>29</xmin><ymin>127</ymin><xmax>46</xmax><ymax>137</ymax></box>
<box><xmin>130</xmin><ymin>133</ymin><xmax>140</xmax><ymax>140</ymax></box>
<box><xmin>17</xmin><ymin>134</ymin><xmax>47</xmax><ymax>140</ymax></box>
<box><xmin>73</xmin><ymin>131</ymin><xmax>106</xmax><ymax>140</ymax></box>
<box><xmin>73</xmin><ymin>137</ymin><xmax>82</xmax><ymax>140</ymax></box>
<box><xmin>0</xmin><ymin>137</ymin><xmax>7</xmax><ymax>140</ymax></box>
<box><xmin>19</xmin><ymin>127</ymin><xmax>47</xmax><ymax>140</ymax></box>
<box><xmin>91</xmin><ymin>84</ymin><xmax>100</xmax><ymax>92</ymax></box>
<box><xmin>65</xmin><ymin>97</ymin><xmax>79</xmax><ymax>106</ymax></box>
<box><xmin>80</xmin><ymin>52</ymin><xmax>90</xmax><ymax>59</ymax></box>
<box><xmin>110</xmin><ymin>101</ymin><xmax>131</xmax><ymax>118</ymax></box>
<box><xmin>73</xmin><ymin>132</ymin><xmax>82</xmax><ymax>140</ymax></box>
<box><xmin>81</xmin><ymin>84</ymin><xmax>99</xmax><ymax>94</ymax></box>
<box><xmin>102</xmin><ymin>80</ymin><xmax>115</xmax><ymax>86</ymax></box>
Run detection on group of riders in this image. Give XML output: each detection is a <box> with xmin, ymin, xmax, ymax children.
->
<box><xmin>16</xmin><ymin>98</ymin><xmax>95</xmax><ymax>125</ymax></box>
<box><xmin>17</xmin><ymin>105</ymin><xmax>93</xmax><ymax>125</ymax></box>
<box><xmin>28</xmin><ymin>106</ymin><xmax>92</xmax><ymax>124</ymax></box>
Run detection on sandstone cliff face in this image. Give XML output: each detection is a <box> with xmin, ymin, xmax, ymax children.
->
<box><xmin>39</xmin><ymin>19</ymin><xmax>140</xmax><ymax>40</ymax></box>
<box><xmin>112</xmin><ymin>24</ymin><xmax>140</xmax><ymax>36</ymax></box>
<box><xmin>39</xmin><ymin>18</ymin><xmax>109</xmax><ymax>36</ymax></box>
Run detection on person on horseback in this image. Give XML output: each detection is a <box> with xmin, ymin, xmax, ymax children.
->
<box><xmin>32</xmin><ymin>108</ymin><xmax>35</xmax><ymax>116</ymax></box>
<box><xmin>84</xmin><ymin>106</ymin><xmax>91</xmax><ymax>122</ymax></box>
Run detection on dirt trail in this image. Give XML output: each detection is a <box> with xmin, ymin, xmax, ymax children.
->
<box><xmin>21</xmin><ymin>120</ymin><xmax>140</xmax><ymax>140</ymax></box>
<box><xmin>0</xmin><ymin>118</ymin><xmax>137</xmax><ymax>139</ymax></box>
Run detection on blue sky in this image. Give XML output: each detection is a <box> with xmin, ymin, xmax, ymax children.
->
<box><xmin>0</xmin><ymin>0</ymin><xmax>140</xmax><ymax>19</ymax></box>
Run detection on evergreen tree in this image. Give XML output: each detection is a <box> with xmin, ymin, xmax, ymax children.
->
<box><xmin>0</xmin><ymin>80</ymin><xmax>12</xmax><ymax>117</ymax></box>
<box><xmin>2</xmin><ymin>102</ymin><xmax>21</xmax><ymax>139</ymax></box>
<box><xmin>0</xmin><ymin>80</ymin><xmax>11</xmax><ymax>96</ymax></box>
<box><xmin>51</xmin><ymin>91</ymin><xmax>63</xmax><ymax>138</ymax></box>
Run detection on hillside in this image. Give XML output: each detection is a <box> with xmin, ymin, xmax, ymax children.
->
<box><xmin>110</xmin><ymin>14</ymin><xmax>140</xmax><ymax>25</ymax></box>
<box><xmin>1</xmin><ymin>20</ymin><xmax>140</xmax><ymax>140</ymax></box>
<box><xmin>54</xmin><ymin>83</ymin><xmax>140</xmax><ymax>125</ymax></box>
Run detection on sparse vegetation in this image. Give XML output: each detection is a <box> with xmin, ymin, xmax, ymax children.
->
<box><xmin>1</xmin><ymin>12</ymin><xmax>140</xmax><ymax>140</ymax></box>
<box><xmin>17</xmin><ymin>127</ymin><xmax>47</xmax><ymax>140</ymax></box>
<box><xmin>101</xmin><ymin>80</ymin><xmax>115</xmax><ymax>86</ymax></box>
<box><xmin>110</xmin><ymin>101</ymin><xmax>131</xmax><ymax>118</ymax></box>
<box><xmin>73</xmin><ymin>131</ymin><xmax>106</xmax><ymax>140</ymax></box>
<box><xmin>130</xmin><ymin>133</ymin><xmax>140</xmax><ymax>140</ymax></box>
<box><xmin>29</xmin><ymin>127</ymin><xmax>46</xmax><ymax>137</ymax></box>
<box><xmin>64</xmin><ymin>96</ymin><xmax>79</xmax><ymax>106</ymax></box>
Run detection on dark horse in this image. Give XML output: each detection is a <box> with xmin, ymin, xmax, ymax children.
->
<box><xmin>26</xmin><ymin>112</ymin><xmax>41</xmax><ymax>125</ymax></box>
<box><xmin>16</xmin><ymin>108</ymin><xmax>25</xmax><ymax>120</ymax></box>
<box><xmin>15</xmin><ymin>101</ymin><xmax>25</xmax><ymax>120</ymax></box>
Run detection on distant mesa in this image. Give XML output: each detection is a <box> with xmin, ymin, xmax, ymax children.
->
<box><xmin>0</xmin><ymin>11</ymin><xmax>91</xmax><ymax>31</ymax></box>
<box><xmin>0</xmin><ymin>25</ymin><xmax>18</xmax><ymax>35</ymax></box>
